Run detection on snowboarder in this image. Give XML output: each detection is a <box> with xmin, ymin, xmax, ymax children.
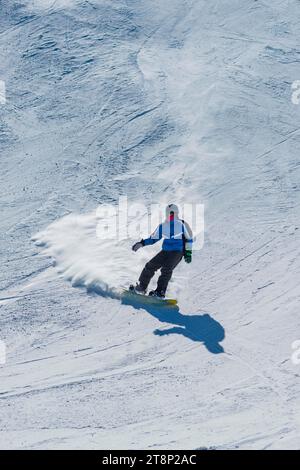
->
<box><xmin>131</xmin><ymin>204</ymin><xmax>193</xmax><ymax>298</ymax></box>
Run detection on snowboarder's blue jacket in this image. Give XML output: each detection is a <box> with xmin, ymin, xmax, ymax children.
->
<box><xmin>143</xmin><ymin>218</ymin><xmax>193</xmax><ymax>252</ymax></box>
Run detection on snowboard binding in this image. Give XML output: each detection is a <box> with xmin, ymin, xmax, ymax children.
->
<box><xmin>149</xmin><ymin>289</ymin><xmax>165</xmax><ymax>299</ymax></box>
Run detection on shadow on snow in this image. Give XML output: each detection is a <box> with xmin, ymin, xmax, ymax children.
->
<box><xmin>121</xmin><ymin>296</ymin><xmax>225</xmax><ymax>354</ymax></box>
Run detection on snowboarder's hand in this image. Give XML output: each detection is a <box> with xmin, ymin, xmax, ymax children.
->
<box><xmin>184</xmin><ymin>250</ymin><xmax>192</xmax><ymax>263</ymax></box>
<box><xmin>132</xmin><ymin>240</ymin><xmax>144</xmax><ymax>252</ymax></box>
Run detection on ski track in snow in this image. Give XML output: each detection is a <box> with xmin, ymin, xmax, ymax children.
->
<box><xmin>1</xmin><ymin>0</ymin><xmax>300</xmax><ymax>449</ymax></box>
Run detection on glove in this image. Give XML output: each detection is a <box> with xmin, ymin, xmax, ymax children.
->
<box><xmin>184</xmin><ymin>250</ymin><xmax>192</xmax><ymax>264</ymax></box>
<box><xmin>132</xmin><ymin>240</ymin><xmax>144</xmax><ymax>252</ymax></box>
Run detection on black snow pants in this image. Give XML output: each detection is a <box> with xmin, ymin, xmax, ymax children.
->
<box><xmin>139</xmin><ymin>250</ymin><xmax>183</xmax><ymax>294</ymax></box>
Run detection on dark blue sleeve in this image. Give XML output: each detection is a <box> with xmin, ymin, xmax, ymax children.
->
<box><xmin>143</xmin><ymin>224</ymin><xmax>163</xmax><ymax>246</ymax></box>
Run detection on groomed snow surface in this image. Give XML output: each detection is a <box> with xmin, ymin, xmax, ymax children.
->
<box><xmin>1</xmin><ymin>0</ymin><xmax>300</xmax><ymax>449</ymax></box>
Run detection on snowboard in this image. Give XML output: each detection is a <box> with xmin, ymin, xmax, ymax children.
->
<box><xmin>122</xmin><ymin>288</ymin><xmax>177</xmax><ymax>307</ymax></box>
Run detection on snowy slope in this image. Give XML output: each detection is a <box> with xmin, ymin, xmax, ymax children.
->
<box><xmin>1</xmin><ymin>0</ymin><xmax>300</xmax><ymax>449</ymax></box>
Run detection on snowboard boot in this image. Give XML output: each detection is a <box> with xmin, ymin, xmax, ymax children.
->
<box><xmin>149</xmin><ymin>289</ymin><xmax>165</xmax><ymax>299</ymax></box>
<box><xmin>129</xmin><ymin>283</ymin><xmax>146</xmax><ymax>295</ymax></box>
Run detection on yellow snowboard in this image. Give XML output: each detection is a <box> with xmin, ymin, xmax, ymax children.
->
<box><xmin>122</xmin><ymin>289</ymin><xmax>177</xmax><ymax>307</ymax></box>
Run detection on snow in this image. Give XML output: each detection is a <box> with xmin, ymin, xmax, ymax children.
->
<box><xmin>1</xmin><ymin>0</ymin><xmax>300</xmax><ymax>449</ymax></box>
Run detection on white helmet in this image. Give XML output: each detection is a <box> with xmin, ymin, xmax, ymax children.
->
<box><xmin>166</xmin><ymin>203</ymin><xmax>179</xmax><ymax>217</ymax></box>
